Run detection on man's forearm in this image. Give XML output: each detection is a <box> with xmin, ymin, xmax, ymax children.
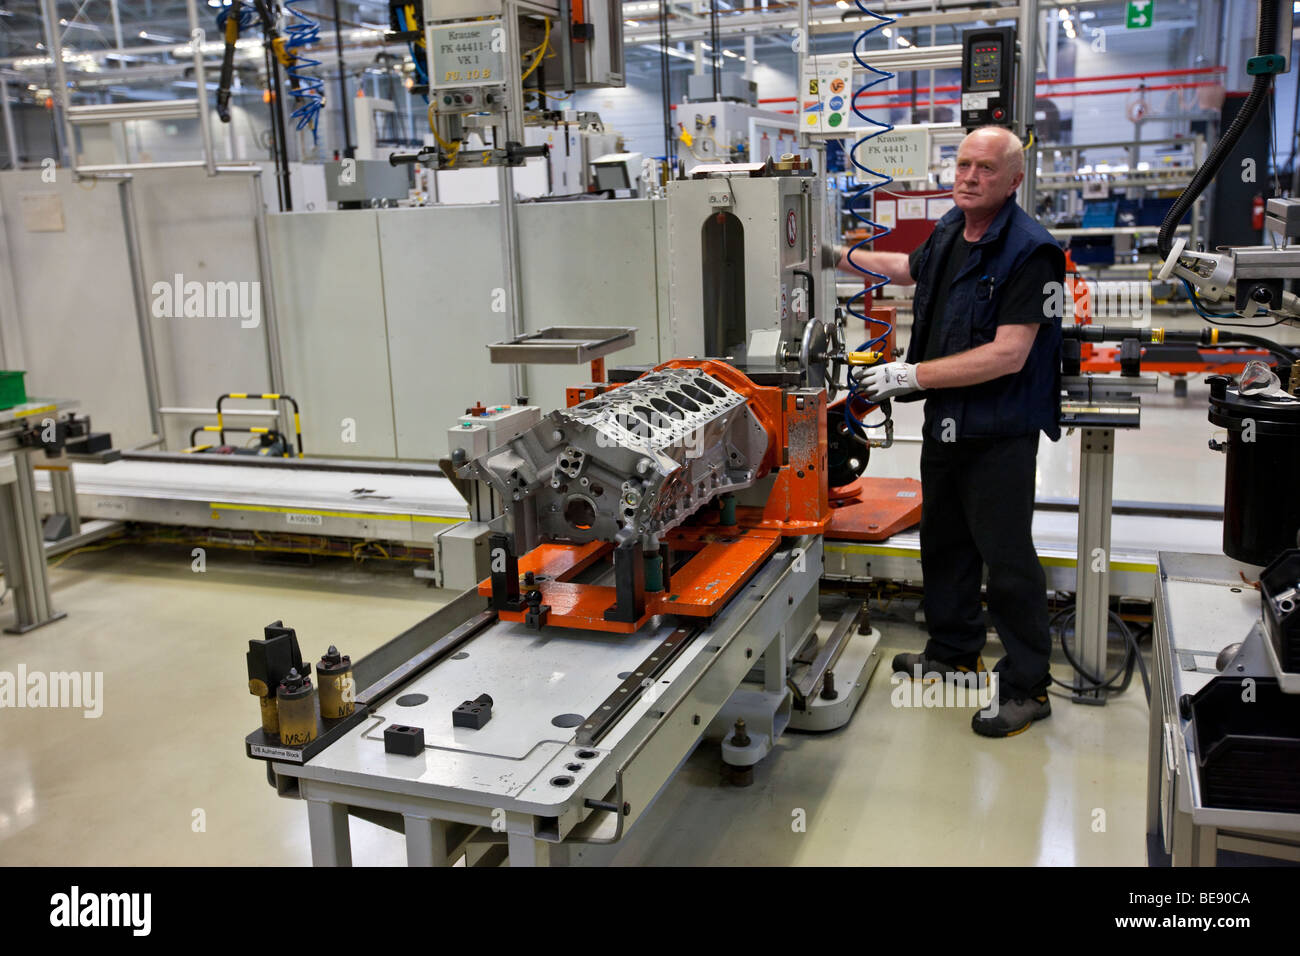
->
<box><xmin>833</xmin><ymin>245</ymin><xmax>914</xmax><ymax>287</ymax></box>
<box><xmin>916</xmin><ymin>339</ymin><xmax>1027</xmax><ymax>389</ymax></box>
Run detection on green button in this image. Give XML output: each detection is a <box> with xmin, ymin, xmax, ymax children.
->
<box><xmin>828</xmin><ymin>112</ymin><xmax>843</xmax><ymax>127</ymax></box>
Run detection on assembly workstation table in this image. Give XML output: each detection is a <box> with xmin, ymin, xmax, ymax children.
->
<box><xmin>39</xmin><ymin>457</ymin><xmax>1222</xmax><ymax>599</ymax></box>
<box><xmin>1148</xmin><ymin>551</ymin><xmax>1300</xmax><ymax>866</ymax></box>
<box><xmin>0</xmin><ymin>398</ymin><xmax>79</xmax><ymax>632</ymax></box>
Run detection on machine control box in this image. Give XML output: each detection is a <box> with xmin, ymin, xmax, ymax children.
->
<box><xmin>432</xmin><ymin>85</ymin><xmax>506</xmax><ymax>110</ymax></box>
<box><xmin>325</xmin><ymin>159</ymin><xmax>411</xmax><ymax>206</ymax></box>
<box><xmin>960</xmin><ymin>26</ymin><xmax>1016</xmax><ymax>131</ymax></box>
<box><xmin>447</xmin><ymin>403</ymin><xmax>541</xmax><ymax>460</ymax></box>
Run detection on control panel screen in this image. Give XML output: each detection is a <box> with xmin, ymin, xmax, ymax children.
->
<box><xmin>969</xmin><ymin>44</ymin><xmax>1002</xmax><ymax>86</ymax></box>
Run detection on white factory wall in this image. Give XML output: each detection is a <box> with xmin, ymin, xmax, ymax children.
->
<box><xmin>1063</xmin><ymin>28</ymin><xmax>1182</xmax><ymax>151</ymax></box>
<box><xmin>267</xmin><ymin>198</ymin><xmax>669</xmax><ymax>460</ymax></box>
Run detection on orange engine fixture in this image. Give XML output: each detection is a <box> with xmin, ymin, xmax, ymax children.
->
<box><xmin>475</xmin><ymin>360</ymin><xmax>830</xmax><ymax>633</ymax></box>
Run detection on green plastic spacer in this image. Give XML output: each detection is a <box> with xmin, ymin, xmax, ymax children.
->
<box><xmin>1246</xmin><ymin>54</ymin><xmax>1286</xmax><ymax>76</ymax></box>
<box><xmin>719</xmin><ymin>493</ymin><xmax>737</xmax><ymax>527</ymax></box>
<box><xmin>643</xmin><ymin>552</ymin><xmax>664</xmax><ymax>592</ymax></box>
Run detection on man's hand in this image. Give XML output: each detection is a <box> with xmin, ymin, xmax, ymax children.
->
<box><xmin>860</xmin><ymin>361</ymin><xmax>923</xmax><ymax>401</ymax></box>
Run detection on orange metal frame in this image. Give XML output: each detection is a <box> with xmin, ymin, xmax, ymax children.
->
<box><xmin>827</xmin><ymin>476</ymin><xmax>924</xmax><ymax>541</ymax></box>
<box><xmin>478</xmin><ymin>525</ymin><xmax>785</xmax><ymax>634</ymax></box>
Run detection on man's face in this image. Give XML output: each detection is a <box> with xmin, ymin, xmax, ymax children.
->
<box><xmin>952</xmin><ymin>132</ymin><xmax>1023</xmax><ymax>217</ymax></box>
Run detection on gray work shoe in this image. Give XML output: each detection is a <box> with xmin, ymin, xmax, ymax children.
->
<box><xmin>891</xmin><ymin>652</ymin><xmax>988</xmax><ymax>686</ymax></box>
<box><xmin>971</xmin><ymin>694</ymin><xmax>1051</xmax><ymax>738</ymax></box>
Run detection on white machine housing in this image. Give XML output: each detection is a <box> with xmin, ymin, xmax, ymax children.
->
<box><xmin>676</xmin><ymin>100</ymin><xmax>800</xmax><ymax>174</ymax></box>
<box><xmin>667</xmin><ymin>164</ymin><xmax>828</xmax><ymax>366</ymax></box>
<box><xmin>425</xmin><ymin>0</ymin><xmax>624</xmax><ymax>91</ymax></box>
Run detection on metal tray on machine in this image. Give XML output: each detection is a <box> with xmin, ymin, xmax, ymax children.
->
<box><xmin>487</xmin><ymin>326</ymin><xmax>636</xmax><ymax>365</ymax></box>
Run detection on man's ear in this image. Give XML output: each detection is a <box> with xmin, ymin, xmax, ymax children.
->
<box><xmin>1007</xmin><ymin>171</ymin><xmax>1025</xmax><ymax>198</ymax></box>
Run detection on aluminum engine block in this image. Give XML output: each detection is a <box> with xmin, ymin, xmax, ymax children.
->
<box><xmin>454</xmin><ymin>367</ymin><xmax>770</xmax><ymax>548</ymax></box>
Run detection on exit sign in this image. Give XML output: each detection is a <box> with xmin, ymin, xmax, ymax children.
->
<box><xmin>1126</xmin><ymin>0</ymin><xmax>1154</xmax><ymax>28</ymax></box>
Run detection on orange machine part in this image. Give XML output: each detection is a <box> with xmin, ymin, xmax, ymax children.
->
<box><xmin>738</xmin><ymin>389</ymin><xmax>830</xmax><ymax>534</ymax></box>
<box><xmin>566</xmin><ymin>383</ymin><xmax>611</xmax><ymax>406</ymax></box>
<box><xmin>826</xmin><ymin>476</ymin><xmax>923</xmax><ymax>541</ymax></box>
<box><xmin>864</xmin><ymin>305</ymin><xmax>898</xmax><ymax>361</ymax></box>
<box><xmin>478</xmin><ymin>526</ymin><xmax>783</xmax><ymax>634</ymax></box>
<box><xmin>1079</xmin><ymin>345</ymin><xmax>1273</xmax><ymax>375</ymax></box>
<box><xmin>1064</xmin><ymin>250</ymin><xmax>1095</xmax><ymax>365</ymax></box>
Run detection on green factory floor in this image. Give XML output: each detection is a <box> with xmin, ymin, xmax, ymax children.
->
<box><xmin>0</xmin><ymin>544</ymin><xmax>1148</xmax><ymax>866</ymax></box>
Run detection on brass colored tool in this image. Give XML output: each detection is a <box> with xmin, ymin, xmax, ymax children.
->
<box><xmin>316</xmin><ymin>646</ymin><xmax>355</xmax><ymax>719</ymax></box>
<box><xmin>276</xmin><ymin>668</ymin><xmax>318</xmax><ymax>746</ymax></box>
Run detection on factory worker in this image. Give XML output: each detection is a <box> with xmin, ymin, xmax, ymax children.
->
<box><xmin>831</xmin><ymin>125</ymin><xmax>1064</xmax><ymax>737</ymax></box>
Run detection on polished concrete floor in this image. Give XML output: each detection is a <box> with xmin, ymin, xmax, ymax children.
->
<box><xmin>0</xmin><ymin>544</ymin><xmax>1147</xmax><ymax>867</ymax></box>
<box><xmin>0</xmin><ymin>376</ymin><xmax>1227</xmax><ymax>866</ymax></box>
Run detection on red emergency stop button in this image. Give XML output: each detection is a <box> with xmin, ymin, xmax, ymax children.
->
<box><xmin>993</xmin><ymin>108</ymin><xmax>1005</xmax><ymax>120</ymax></box>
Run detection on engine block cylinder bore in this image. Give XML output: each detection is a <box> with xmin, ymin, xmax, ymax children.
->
<box><xmin>457</xmin><ymin>367</ymin><xmax>771</xmax><ymax>548</ymax></box>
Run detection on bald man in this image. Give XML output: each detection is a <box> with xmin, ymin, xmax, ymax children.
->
<box><xmin>833</xmin><ymin>126</ymin><xmax>1064</xmax><ymax>737</ymax></box>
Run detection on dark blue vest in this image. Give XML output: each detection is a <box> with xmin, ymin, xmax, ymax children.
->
<box><xmin>903</xmin><ymin>197</ymin><xmax>1064</xmax><ymax>441</ymax></box>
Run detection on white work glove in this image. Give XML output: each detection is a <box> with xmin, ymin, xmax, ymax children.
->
<box><xmin>859</xmin><ymin>361</ymin><xmax>922</xmax><ymax>401</ymax></box>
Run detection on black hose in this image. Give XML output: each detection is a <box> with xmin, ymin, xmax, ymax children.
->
<box><xmin>1212</xmin><ymin>330</ymin><xmax>1300</xmax><ymax>364</ymax></box>
<box><xmin>1157</xmin><ymin>0</ymin><xmax>1277</xmax><ymax>259</ymax></box>
<box><xmin>1160</xmin><ymin>327</ymin><xmax>1300</xmax><ymax>365</ymax></box>
<box><xmin>1048</xmin><ymin>602</ymin><xmax>1151</xmax><ymax>704</ymax></box>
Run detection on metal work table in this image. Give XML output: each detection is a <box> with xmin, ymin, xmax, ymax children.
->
<box><xmin>35</xmin><ymin>455</ymin><xmax>469</xmax><ymax>541</ymax></box>
<box><xmin>1148</xmin><ymin>551</ymin><xmax>1300</xmax><ymax>866</ymax></box>
<box><xmin>0</xmin><ymin>399</ymin><xmax>77</xmax><ymax>632</ymax></box>
<box><xmin>268</xmin><ymin>537</ymin><xmax>834</xmax><ymax>866</ymax></box>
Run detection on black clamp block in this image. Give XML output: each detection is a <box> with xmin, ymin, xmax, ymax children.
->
<box><xmin>603</xmin><ymin>541</ymin><xmax>646</xmax><ymax>623</ymax></box>
<box><xmin>384</xmin><ymin>724</ymin><xmax>425</xmax><ymax>755</ymax></box>
<box><xmin>453</xmin><ymin>693</ymin><xmax>494</xmax><ymax>729</ymax></box>
<box><xmin>523</xmin><ymin>589</ymin><xmax>550</xmax><ymax>629</ymax></box>
<box><xmin>1061</xmin><ymin>337</ymin><xmax>1081</xmax><ymax>377</ymax></box>
<box><xmin>488</xmin><ymin>533</ymin><xmax>525</xmax><ymax>612</ymax></box>
<box><xmin>1119</xmin><ymin>338</ymin><xmax>1142</xmax><ymax>377</ymax></box>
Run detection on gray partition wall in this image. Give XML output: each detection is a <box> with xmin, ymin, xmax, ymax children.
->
<box><xmin>269</xmin><ymin>197</ymin><xmax>669</xmax><ymax>461</ymax></box>
<box><xmin>1</xmin><ymin>164</ymin><xmax>668</xmax><ymax>463</ymax></box>
<box><xmin>269</xmin><ymin>209</ymin><xmax>398</xmax><ymax>459</ymax></box>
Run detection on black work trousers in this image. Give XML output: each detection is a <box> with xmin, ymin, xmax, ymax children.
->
<box><xmin>919</xmin><ymin>432</ymin><xmax>1051</xmax><ymax>700</ymax></box>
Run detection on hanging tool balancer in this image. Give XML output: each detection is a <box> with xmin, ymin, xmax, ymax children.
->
<box><xmin>215</xmin><ymin>1</ymin><xmax>324</xmax><ymax>140</ymax></box>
